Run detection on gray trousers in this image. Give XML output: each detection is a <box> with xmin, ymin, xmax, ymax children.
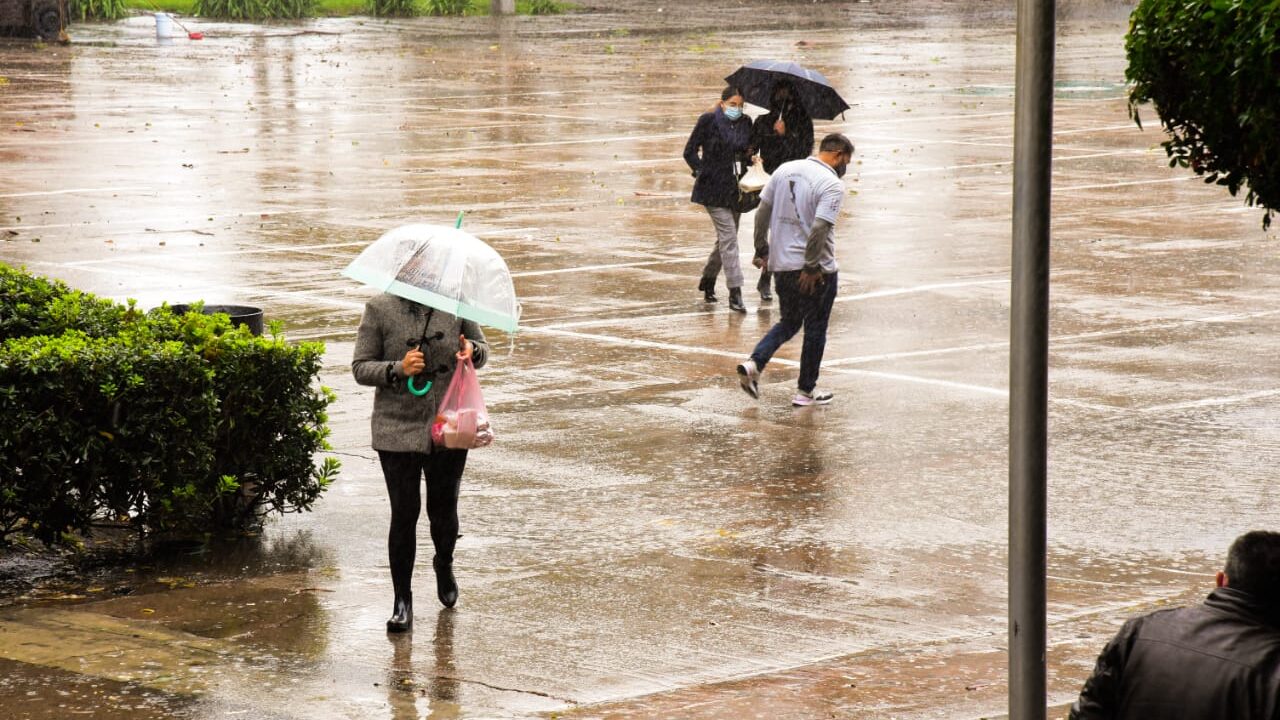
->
<box><xmin>701</xmin><ymin>206</ymin><xmax>743</xmax><ymax>290</ymax></box>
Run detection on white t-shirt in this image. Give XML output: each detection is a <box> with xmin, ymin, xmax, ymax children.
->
<box><xmin>759</xmin><ymin>157</ymin><xmax>843</xmax><ymax>273</ymax></box>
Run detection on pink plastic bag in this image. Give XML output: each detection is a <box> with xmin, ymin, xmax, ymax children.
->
<box><xmin>430</xmin><ymin>357</ymin><xmax>494</xmax><ymax>450</ymax></box>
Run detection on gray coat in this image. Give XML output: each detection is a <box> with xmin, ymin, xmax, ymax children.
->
<box><xmin>352</xmin><ymin>294</ymin><xmax>490</xmax><ymax>454</ymax></box>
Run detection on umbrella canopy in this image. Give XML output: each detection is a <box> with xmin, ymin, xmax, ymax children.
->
<box><xmin>342</xmin><ymin>224</ymin><xmax>520</xmax><ymax>333</ymax></box>
<box><xmin>725</xmin><ymin>60</ymin><xmax>850</xmax><ymax>121</ymax></box>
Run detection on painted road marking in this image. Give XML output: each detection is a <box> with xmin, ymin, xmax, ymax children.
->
<box><xmin>0</xmin><ymin>186</ymin><xmax>153</xmax><ymax>199</ymax></box>
<box><xmin>22</xmin><ymin>261</ymin><xmax>1278</xmax><ymax>414</ymax></box>
<box><xmin>537</xmin><ymin>278</ymin><xmax>1011</xmax><ymax>330</ymax></box>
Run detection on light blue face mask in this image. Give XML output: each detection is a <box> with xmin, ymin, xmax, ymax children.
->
<box><xmin>724</xmin><ymin>106</ymin><xmax>743</xmax><ymax>121</ymax></box>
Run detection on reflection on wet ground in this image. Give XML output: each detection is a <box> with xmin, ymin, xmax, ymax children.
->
<box><xmin>2</xmin><ymin>0</ymin><xmax>1279</xmax><ymax>717</ymax></box>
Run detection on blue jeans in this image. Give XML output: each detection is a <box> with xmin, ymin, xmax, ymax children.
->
<box><xmin>749</xmin><ymin>270</ymin><xmax>838</xmax><ymax>393</ymax></box>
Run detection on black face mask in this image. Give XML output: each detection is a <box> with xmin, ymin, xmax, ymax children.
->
<box><xmin>834</xmin><ymin>162</ymin><xmax>848</xmax><ymax>179</ymax></box>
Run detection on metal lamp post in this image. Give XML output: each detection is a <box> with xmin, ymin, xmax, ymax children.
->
<box><xmin>1009</xmin><ymin>0</ymin><xmax>1054</xmax><ymax>717</ymax></box>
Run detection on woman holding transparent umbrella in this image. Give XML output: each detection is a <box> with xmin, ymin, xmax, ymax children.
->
<box><xmin>353</xmin><ymin>293</ymin><xmax>489</xmax><ymax>630</ymax></box>
<box><xmin>345</xmin><ymin>223</ymin><xmax>517</xmax><ymax>632</ymax></box>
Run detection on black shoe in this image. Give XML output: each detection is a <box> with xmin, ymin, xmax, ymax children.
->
<box><xmin>386</xmin><ymin>593</ymin><xmax>412</xmax><ymax>633</ymax></box>
<box><xmin>434</xmin><ymin>557</ymin><xmax>458</xmax><ymax>608</ymax></box>
<box><xmin>728</xmin><ymin>287</ymin><xmax>747</xmax><ymax>313</ymax></box>
<box><xmin>698</xmin><ymin>277</ymin><xmax>718</xmax><ymax>303</ymax></box>
<box><xmin>758</xmin><ymin>272</ymin><xmax>773</xmax><ymax>302</ymax></box>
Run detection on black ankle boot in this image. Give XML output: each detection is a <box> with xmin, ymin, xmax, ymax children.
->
<box><xmin>698</xmin><ymin>276</ymin><xmax>718</xmax><ymax>303</ymax></box>
<box><xmin>728</xmin><ymin>287</ymin><xmax>747</xmax><ymax>313</ymax></box>
<box><xmin>386</xmin><ymin>593</ymin><xmax>412</xmax><ymax>633</ymax></box>
<box><xmin>758</xmin><ymin>278</ymin><xmax>773</xmax><ymax>302</ymax></box>
<box><xmin>434</xmin><ymin>557</ymin><xmax>458</xmax><ymax>608</ymax></box>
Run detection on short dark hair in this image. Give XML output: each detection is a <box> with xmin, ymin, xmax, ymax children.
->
<box><xmin>721</xmin><ymin>86</ymin><xmax>743</xmax><ymax>102</ymax></box>
<box><xmin>819</xmin><ymin>133</ymin><xmax>854</xmax><ymax>156</ymax></box>
<box><xmin>1225</xmin><ymin>531</ymin><xmax>1280</xmax><ymax>602</ymax></box>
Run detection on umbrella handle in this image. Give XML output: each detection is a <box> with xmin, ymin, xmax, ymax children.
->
<box><xmin>407</xmin><ymin>376</ymin><xmax>433</xmax><ymax>396</ymax></box>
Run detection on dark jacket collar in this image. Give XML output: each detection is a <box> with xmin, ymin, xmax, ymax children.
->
<box><xmin>1205</xmin><ymin>586</ymin><xmax>1280</xmax><ymax>628</ymax></box>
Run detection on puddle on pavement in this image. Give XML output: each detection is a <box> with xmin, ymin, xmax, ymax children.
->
<box><xmin>2</xmin><ymin>531</ymin><xmax>329</xmax><ymax>608</ymax></box>
<box><xmin>0</xmin><ymin>656</ymin><xmax>197</xmax><ymax>720</ymax></box>
<box><xmin>0</xmin><ymin>532</ymin><xmax>335</xmax><ymax>718</ymax></box>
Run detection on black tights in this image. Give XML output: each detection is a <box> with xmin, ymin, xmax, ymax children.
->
<box><xmin>379</xmin><ymin>450</ymin><xmax>467</xmax><ymax>600</ymax></box>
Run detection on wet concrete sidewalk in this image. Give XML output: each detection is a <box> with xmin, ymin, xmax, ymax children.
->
<box><xmin>3</xmin><ymin>0</ymin><xmax>1280</xmax><ymax>717</ymax></box>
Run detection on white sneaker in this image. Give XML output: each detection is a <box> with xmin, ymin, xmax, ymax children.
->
<box><xmin>792</xmin><ymin>388</ymin><xmax>833</xmax><ymax>406</ymax></box>
<box><xmin>736</xmin><ymin>360</ymin><xmax>760</xmax><ymax>399</ymax></box>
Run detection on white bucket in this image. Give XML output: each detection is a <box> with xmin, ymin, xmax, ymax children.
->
<box><xmin>154</xmin><ymin>13</ymin><xmax>175</xmax><ymax>39</ymax></box>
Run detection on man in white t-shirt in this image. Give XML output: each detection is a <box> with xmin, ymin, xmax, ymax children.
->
<box><xmin>736</xmin><ymin>133</ymin><xmax>853</xmax><ymax>406</ymax></box>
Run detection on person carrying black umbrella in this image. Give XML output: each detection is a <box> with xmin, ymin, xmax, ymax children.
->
<box><xmin>725</xmin><ymin>61</ymin><xmax>847</xmax><ymax>306</ymax></box>
<box><xmin>749</xmin><ymin>80</ymin><xmax>814</xmax><ymax>302</ymax></box>
<box><xmin>751</xmin><ymin>81</ymin><xmax>815</xmax><ymax>174</ymax></box>
<box><xmin>684</xmin><ymin>85</ymin><xmax>754</xmax><ymax>313</ymax></box>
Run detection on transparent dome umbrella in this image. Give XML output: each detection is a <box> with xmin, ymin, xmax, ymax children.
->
<box><xmin>342</xmin><ymin>223</ymin><xmax>520</xmax><ymax>332</ymax></box>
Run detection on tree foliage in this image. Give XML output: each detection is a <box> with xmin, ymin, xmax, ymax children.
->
<box><xmin>1126</xmin><ymin>0</ymin><xmax>1280</xmax><ymax>227</ymax></box>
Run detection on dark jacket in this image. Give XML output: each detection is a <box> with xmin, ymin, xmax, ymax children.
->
<box><xmin>1070</xmin><ymin>587</ymin><xmax>1280</xmax><ymax>720</ymax></box>
<box><xmin>683</xmin><ymin>108</ymin><xmax>752</xmax><ymax>208</ymax></box>
<box><xmin>352</xmin><ymin>294</ymin><xmax>489</xmax><ymax>454</ymax></box>
<box><xmin>751</xmin><ymin>104</ymin><xmax>814</xmax><ymax>174</ymax></box>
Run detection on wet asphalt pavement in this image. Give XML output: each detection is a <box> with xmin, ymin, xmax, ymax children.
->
<box><xmin>2</xmin><ymin>0</ymin><xmax>1280</xmax><ymax>717</ymax></box>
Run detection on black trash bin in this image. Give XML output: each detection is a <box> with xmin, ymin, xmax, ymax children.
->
<box><xmin>169</xmin><ymin>304</ymin><xmax>265</xmax><ymax>337</ymax></box>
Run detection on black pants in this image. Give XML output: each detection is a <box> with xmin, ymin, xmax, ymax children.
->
<box><xmin>378</xmin><ymin>449</ymin><xmax>467</xmax><ymax>600</ymax></box>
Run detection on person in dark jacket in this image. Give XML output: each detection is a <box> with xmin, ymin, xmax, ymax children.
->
<box><xmin>1070</xmin><ymin>530</ymin><xmax>1280</xmax><ymax>720</ymax></box>
<box><xmin>684</xmin><ymin>85</ymin><xmax>753</xmax><ymax>313</ymax></box>
<box><xmin>750</xmin><ymin>80</ymin><xmax>814</xmax><ymax>302</ymax></box>
<box><xmin>352</xmin><ymin>294</ymin><xmax>490</xmax><ymax>632</ymax></box>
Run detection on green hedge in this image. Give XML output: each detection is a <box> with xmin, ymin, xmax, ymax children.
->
<box><xmin>70</xmin><ymin>0</ymin><xmax>130</xmax><ymax>21</ymax></box>
<box><xmin>0</xmin><ymin>332</ymin><xmax>218</xmax><ymax>545</ymax></box>
<box><xmin>1126</xmin><ymin>0</ymin><xmax>1280</xmax><ymax>228</ymax></box>
<box><xmin>0</xmin><ymin>265</ymin><xmax>125</xmax><ymax>340</ymax></box>
<box><xmin>0</xmin><ymin>264</ymin><xmax>338</xmax><ymax>546</ymax></box>
<box><xmin>193</xmin><ymin>0</ymin><xmax>317</xmax><ymax>20</ymax></box>
<box><xmin>366</xmin><ymin>0</ymin><xmax>417</xmax><ymax>16</ymax></box>
<box><xmin>140</xmin><ymin>308</ymin><xmax>339</xmax><ymax>528</ymax></box>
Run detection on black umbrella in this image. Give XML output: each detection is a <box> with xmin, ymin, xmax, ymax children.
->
<box><xmin>725</xmin><ymin>60</ymin><xmax>850</xmax><ymax>121</ymax></box>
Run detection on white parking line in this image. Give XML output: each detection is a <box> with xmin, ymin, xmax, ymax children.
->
<box><xmin>61</xmin><ymin>241</ymin><xmax>372</xmax><ymax>268</ymax></box>
<box><xmin>25</xmin><ymin>259</ymin><xmax>1278</xmax><ymax>414</ymax></box>
<box><xmin>966</xmin><ymin>123</ymin><xmax>1139</xmax><ymax>143</ymax></box>
<box><xmin>0</xmin><ymin>186</ymin><xmax>152</xmax><ymax>199</ymax></box>
<box><xmin>513</xmin><ymin>257</ymin><xmax>704</xmax><ymax>279</ymax></box>
<box><xmin>855</xmin><ymin>147</ymin><xmax>1145</xmax><ymax>179</ymax></box>
<box><xmin>521</xmin><ymin>324</ymin><xmax>1017</xmax><ymax>398</ymax></box>
<box><xmin>825</xmin><ymin>308</ymin><xmax>1280</xmax><ymax>366</ymax></box>
<box><xmin>822</xmin><ymin>366</ymin><xmax>1007</xmax><ymax>398</ymax></box>
<box><xmin>535</xmin><ymin>278</ymin><xmax>1010</xmax><ymax>330</ymax></box>
<box><xmin>1047</xmin><ymin>175</ymin><xmax>1198</xmax><ymax>194</ymax></box>
<box><xmin>1139</xmin><ymin>389</ymin><xmax>1280</xmax><ymax>414</ymax></box>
